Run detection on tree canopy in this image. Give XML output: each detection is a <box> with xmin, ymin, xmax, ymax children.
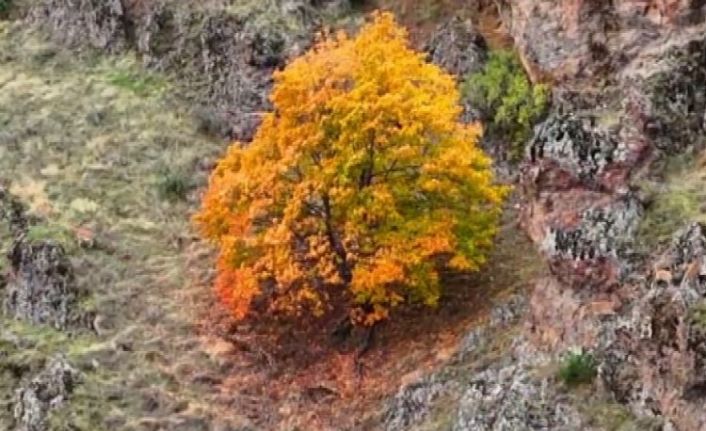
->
<box><xmin>195</xmin><ymin>12</ymin><xmax>506</xmax><ymax>325</ymax></box>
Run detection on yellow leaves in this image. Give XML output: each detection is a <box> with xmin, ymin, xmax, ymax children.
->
<box><xmin>195</xmin><ymin>11</ymin><xmax>506</xmax><ymax>325</ymax></box>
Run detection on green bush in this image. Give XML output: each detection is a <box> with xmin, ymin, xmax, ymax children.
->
<box><xmin>0</xmin><ymin>0</ymin><xmax>11</xmax><ymax>15</ymax></box>
<box><xmin>463</xmin><ymin>50</ymin><xmax>550</xmax><ymax>160</ymax></box>
<box><xmin>558</xmin><ymin>351</ymin><xmax>598</xmax><ymax>387</ymax></box>
<box><xmin>156</xmin><ymin>168</ymin><xmax>192</xmax><ymax>202</ymax></box>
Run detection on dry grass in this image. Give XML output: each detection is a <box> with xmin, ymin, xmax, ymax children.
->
<box><xmin>0</xmin><ymin>22</ymin><xmax>238</xmax><ymax>429</ymax></box>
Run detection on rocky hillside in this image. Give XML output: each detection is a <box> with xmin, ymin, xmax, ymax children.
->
<box><xmin>2</xmin><ymin>0</ymin><xmax>706</xmax><ymax>430</ymax></box>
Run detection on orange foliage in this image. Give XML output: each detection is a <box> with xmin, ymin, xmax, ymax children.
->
<box><xmin>195</xmin><ymin>12</ymin><xmax>507</xmax><ymax>324</ymax></box>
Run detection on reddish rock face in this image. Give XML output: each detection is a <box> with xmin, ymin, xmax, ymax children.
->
<box><xmin>499</xmin><ymin>0</ymin><xmax>706</xmax><ymax>83</ymax></box>
<box><xmin>514</xmin><ymin>0</ymin><xmax>706</xmax><ymax>424</ymax></box>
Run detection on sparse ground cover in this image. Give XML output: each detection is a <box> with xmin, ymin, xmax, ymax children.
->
<box><xmin>1</xmin><ymin>16</ymin><xmax>544</xmax><ymax>431</ymax></box>
<box><xmin>0</xmin><ymin>23</ymin><xmax>237</xmax><ymax>429</ymax></box>
<box><xmin>637</xmin><ymin>150</ymin><xmax>706</xmax><ymax>250</ymax></box>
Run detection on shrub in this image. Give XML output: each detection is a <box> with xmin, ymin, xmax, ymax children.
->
<box><xmin>0</xmin><ymin>0</ymin><xmax>10</xmax><ymax>15</ymax></box>
<box><xmin>463</xmin><ymin>50</ymin><xmax>550</xmax><ymax>160</ymax></box>
<box><xmin>195</xmin><ymin>12</ymin><xmax>506</xmax><ymax>325</ymax></box>
<box><xmin>558</xmin><ymin>351</ymin><xmax>598</xmax><ymax>387</ymax></box>
<box><xmin>157</xmin><ymin>168</ymin><xmax>192</xmax><ymax>202</ymax></box>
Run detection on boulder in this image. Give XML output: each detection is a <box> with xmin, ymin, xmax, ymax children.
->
<box><xmin>642</xmin><ymin>38</ymin><xmax>706</xmax><ymax>152</ymax></box>
<box><xmin>424</xmin><ymin>17</ymin><xmax>488</xmax><ymax>78</ymax></box>
<box><xmin>13</xmin><ymin>356</ymin><xmax>81</xmax><ymax>431</ymax></box>
<box><xmin>4</xmin><ymin>239</ymin><xmax>80</xmax><ymax>330</ymax></box>
<box><xmin>1</xmin><ymin>188</ymin><xmax>80</xmax><ymax>330</ymax></box>
<box><xmin>498</xmin><ymin>0</ymin><xmax>706</xmax><ymax>83</ymax></box>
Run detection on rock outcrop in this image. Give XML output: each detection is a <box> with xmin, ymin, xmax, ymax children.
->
<box><xmin>13</xmin><ymin>356</ymin><xmax>81</xmax><ymax>431</ymax></box>
<box><xmin>4</xmin><ymin>239</ymin><xmax>79</xmax><ymax>330</ymax></box>
<box><xmin>514</xmin><ymin>11</ymin><xmax>706</xmax><ymax>429</ymax></box>
<box><xmin>0</xmin><ymin>188</ymin><xmax>80</xmax><ymax>330</ymax></box>
<box><xmin>425</xmin><ymin>17</ymin><xmax>489</xmax><ymax>125</ymax></box>
<box><xmin>30</xmin><ymin>0</ymin><xmax>127</xmax><ymax>53</ymax></box>
<box><xmin>386</xmin><ymin>4</ymin><xmax>706</xmax><ymax>429</ymax></box>
<box><xmin>498</xmin><ymin>0</ymin><xmax>706</xmax><ymax>83</ymax></box>
<box><xmin>425</xmin><ymin>17</ymin><xmax>488</xmax><ymax>78</ymax></box>
<box><xmin>25</xmin><ymin>0</ymin><xmax>350</xmax><ymax>140</ymax></box>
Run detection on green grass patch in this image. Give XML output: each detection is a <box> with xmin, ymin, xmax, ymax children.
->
<box><xmin>106</xmin><ymin>70</ymin><xmax>165</xmax><ymax>97</ymax></box>
<box><xmin>558</xmin><ymin>351</ymin><xmax>597</xmax><ymax>387</ymax></box>
<box><xmin>689</xmin><ymin>300</ymin><xmax>706</xmax><ymax>330</ymax></box>
<box><xmin>25</xmin><ymin>224</ymin><xmax>75</xmax><ymax>249</ymax></box>
<box><xmin>0</xmin><ymin>0</ymin><xmax>11</xmax><ymax>16</ymax></box>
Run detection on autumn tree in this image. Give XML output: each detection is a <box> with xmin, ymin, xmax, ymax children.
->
<box><xmin>195</xmin><ymin>12</ymin><xmax>506</xmax><ymax>325</ymax></box>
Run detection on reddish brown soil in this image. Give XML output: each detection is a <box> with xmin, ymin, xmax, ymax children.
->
<box><xmin>193</xmin><ymin>209</ymin><xmax>544</xmax><ymax>430</ymax></box>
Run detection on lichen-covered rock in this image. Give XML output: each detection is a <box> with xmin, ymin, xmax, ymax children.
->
<box><xmin>128</xmin><ymin>4</ymin><xmax>271</xmax><ymax>139</ymax></box>
<box><xmin>543</xmin><ymin>194</ymin><xmax>642</xmax><ymax>261</ymax></box>
<box><xmin>424</xmin><ymin>17</ymin><xmax>488</xmax><ymax>125</ymax></box>
<box><xmin>384</xmin><ymin>378</ymin><xmax>460</xmax><ymax>431</ymax></box>
<box><xmin>1</xmin><ymin>187</ymin><xmax>80</xmax><ymax>330</ymax></box>
<box><xmin>522</xmin><ymin>189</ymin><xmax>642</xmax><ymax>289</ymax></box>
<box><xmin>526</xmin><ymin>111</ymin><xmax>652</xmax><ymax>192</ymax></box>
<box><xmin>607</xmin><ymin>223</ymin><xmax>706</xmax><ymax>429</ymax></box>
<box><xmin>453</xmin><ymin>360</ymin><xmax>585</xmax><ymax>431</ymax></box>
<box><xmin>383</xmin><ymin>296</ymin><xmax>533</xmax><ymax>431</ymax></box>
<box><xmin>13</xmin><ymin>356</ymin><xmax>81</xmax><ymax>431</ymax></box>
<box><xmin>425</xmin><ymin>17</ymin><xmax>487</xmax><ymax>78</ymax></box>
<box><xmin>643</xmin><ymin>38</ymin><xmax>706</xmax><ymax>152</ymax></box>
<box><xmin>4</xmin><ymin>239</ymin><xmax>79</xmax><ymax>330</ymax></box>
<box><xmin>528</xmin><ymin>113</ymin><xmax>619</xmax><ymax>188</ymax></box>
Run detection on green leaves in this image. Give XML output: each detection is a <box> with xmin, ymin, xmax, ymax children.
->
<box><xmin>463</xmin><ymin>50</ymin><xmax>550</xmax><ymax>160</ymax></box>
<box><xmin>558</xmin><ymin>351</ymin><xmax>598</xmax><ymax>387</ymax></box>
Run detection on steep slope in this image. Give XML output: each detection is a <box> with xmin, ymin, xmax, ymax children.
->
<box><xmin>383</xmin><ymin>2</ymin><xmax>706</xmax><ymax>430</ymax></box>
<box><xmin>0</xmin><ymin>3</ymin><xmax>544</xmax><ymax>430</ymax></box>
<box><xmin>4</xmin><ymin>0</ymin><xmax>706</xmax><ymax>430</ymax></box>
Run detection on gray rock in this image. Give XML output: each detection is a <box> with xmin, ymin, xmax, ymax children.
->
<box><xmin>385</xmin><ymin>378</ymin><xmax>459</xmax><ymax>431</ymax></box>
<box><xmin>383</xmin><ymin>296</ymin><xmax>533</xmax><ymax>431</ymax></box>
<box><xmin>528</xmin><ymin>113</ymin><xmax>619</xmax><ymax>187</ymax></box>
<box><xmin>425</xmin><ymin>17</ymin><xmax>488</xmax><ymax>78</ymax></box>
<box><xmin>13</xmin><ymin>356</ymin><xmax>81</xmax><ymax>431</ymax></box>
<box><xmin>453</xmin><ymin>362</ymin><xmax>585</xmax><ymax>431</ymax></box>
<box><xmin>645</xmin><ymin>38</ymin><xmax>706</xmax><ymax>152</ymax></box>
<box><xmin>425</xmin><ymin>17</ymin><xmax>488</xmax><ymax>124</ymax></box>
<box><xmin>1</xmin><ymin>187</ymin><xmax>81</xmax><ymax>330</ymax></box>
<box><xmin>542</xmin><ymin>194</ymin><xmax>642</xmax><ymax>262</ymax></box>
<box><xmin>4</xmin><ymin>239</ymin><xmax>79</xmax><ymax>330</ymax></box>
